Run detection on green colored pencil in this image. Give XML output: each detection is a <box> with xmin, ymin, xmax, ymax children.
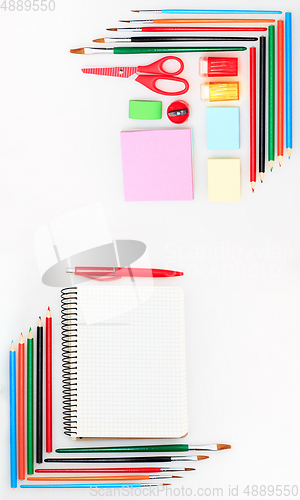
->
<box><xmin>56</xmin><ymin>443</ymin><xmax>231</xmax><ymax>453</ymax></box>
<box><xmin>70</xmin><ymin>46</ymin><xmax>247</xmax><ymax>55</ymax></box>
<box><xmin>27</xmin><ymin>328</ymin><xmax>34</xmax><ymax>475</ymax></box>
<box><xmin>268</xmin><ymin>25</ymin><xmax>275</xmax><ymax>171</ymax></box>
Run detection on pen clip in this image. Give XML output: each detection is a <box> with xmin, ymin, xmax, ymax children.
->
<box><xmin>75</xmin><ymin>267</ymin><xmax>122</xmax><ymax>282</ymax></box>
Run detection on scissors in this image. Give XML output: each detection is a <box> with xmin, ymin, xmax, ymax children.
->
<box><xmin>81</xmin><ymin>56</ymin><xmax>189</xmax><ymax>96</ymax></box>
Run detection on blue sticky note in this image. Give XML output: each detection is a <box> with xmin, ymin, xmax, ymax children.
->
<box><xmin>206</xmin><ymin>107</ymin><xmax>240</xmax><ymax>150</ymax></box>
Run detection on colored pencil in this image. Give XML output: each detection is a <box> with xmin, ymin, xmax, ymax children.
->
<box><xmin>35</xmin><ymin>467</ymin><xmax>195</xmax><ymax>473</ymax></box>
<box><xmin>27</xmin><ymin>475</ymin><xmax>179</xmax><ymax>481</ymax></box>
<box><xmin>96</xmin><ymin>36</ymin><xmax>258</xmax><ymax>43</ymax></box>
<box><xmin>71</xmin><ymin>46</ymin><xmax>247</xmax><ymax>55</ymax></box>
<box><xmin>277</xmin><ymin>20</ymin><xmax>284</xmax><ymax>166</ymax></box>
<box><xmin>27</xmin><ymin>328</ymin><xmax>34</xmax><ymax>475</ymax></box>
<box><xmin>285</xmin><ymin>12</ymin><xmax>292</xmax><ymax>158</ymax></box>
<box><xmin>259</xmin><ymin>36</ymin><xmax>266</xmax><ymax>182</ymax></box>
<box><xmin>107</xmin><ymin>27</ymin><xmax>268</xmax><ymax>33</ymax></box>
<box><xmin>18</xmin><ymin>333</ymin><xmax>25</xmax><ymax>480</ymax></box>
<box><xmin>36</xmin><ymin>316</ymin><xmax>43</xmax><ymax>464</ymax></box>
<box><xmin>119</xmin><ymin>19</ymin><xmax>276</xmax><ymax>25</ymax></box>
<box><xmin>268</xmin><ymin>25</ymin><xmax>275</xmax><ymax>171</ymax></box>
<box><xmin>46</xmin><ymin>307</ymin><xmax>52</xmax><ymax>453</ymax></box>
<box><xmin>10</xmin><ymin>341</ymin><xmax>17</xmax><ymax>488</ymax></box>
<box><xmin>250</xmin><ymin>47</ymin><xmax>257</xmax><ymax>192</ymax></box>
<box><xmin>56</xmin><ymin>444</ymin><xmax>230</xmax><ymax>453</ymax></box>
<box><xmin>21</xmin><ymin>483</ymin><xmax>170</xmax><ymax>489</ymax></box>
<box><xmin>44</xmin><ymin>455</ymin><xmax>209</xmax><ymax>463</ymax></box>
<box><xmin>131</xmin><ymin>9</ymin><xmax>282</xmax><ymax>15</ymax></box>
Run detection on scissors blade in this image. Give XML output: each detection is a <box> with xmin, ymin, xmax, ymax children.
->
<box><xmin>81</xmin><ymin>67</ymin><xmax>137</xmax><ymax>78</ymax></box>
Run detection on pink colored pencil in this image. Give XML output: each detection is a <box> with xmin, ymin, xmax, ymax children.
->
<box><xmin>277</xmin><ymin>20</ymin><xmax>284</xmax><ymax>166</ymax></box>
<box><xmin>46</xmin><ymin>307</ymin><xmax>52</xmax><ymax>452</ymax></box>
<box><xmin>18</xmin><ymin>333</ymin><xmax>25</xmax><ymax>480</ymax></box>
<box><xmin>250</xmin><ymin>47</ymin><xmax>257</xmax><ymax>192</ymax></box>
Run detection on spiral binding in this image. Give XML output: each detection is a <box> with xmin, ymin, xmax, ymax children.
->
<box><xmin>61</xmin><ymin>287</ymin><xmax>78</xmax><ymax>436</ymax></box>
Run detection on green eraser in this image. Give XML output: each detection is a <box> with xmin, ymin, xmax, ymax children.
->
<box><xmin>129</xmin><ymin>100</ymin><xmax>162</xmax><ymax>120</ymax></box>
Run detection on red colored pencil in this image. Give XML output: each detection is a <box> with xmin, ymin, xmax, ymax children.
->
<box><xmin>250</xmin><ymin>47</ymin><xmax>257</xmax><ymax>192</ymax></box>
<box><xmin>18</xmin><ymin>333</ymin><xmax>25</xmax><ymax>480</ymax></box>
<box><xmin>46</xmin><ymin>307</ymin><xmax>52</xmax><ymax>453</ymax></box>
<box><xmin>277</xmin><ymin>20</ymin><xmax>284</xmax><ymax>166</ymax></box>
<box><xmin>35</xmin><ymin>467</ymin><xmax>194</xmax><ymax>474</ymax></box>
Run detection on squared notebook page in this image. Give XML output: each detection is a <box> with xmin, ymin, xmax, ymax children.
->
<box><xmin>76</xmin><ymin>286</ymin><xmax>188</xmax><ymax>438</ymax></box>
<box><xmin>120</xmin><ymin>129</ymin><xmax>194</xmax><ymax>201</ymax></box>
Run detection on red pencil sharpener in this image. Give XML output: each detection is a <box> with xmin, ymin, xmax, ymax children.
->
<box><xmin>167</xmin><ymin>100</ymin><xmax>190</xmax><ymax>124</ymax></box>
<box><xmin>199</xmin><ymin>57</ymin><xmax>238</xmax><ymax>77</ymax></box>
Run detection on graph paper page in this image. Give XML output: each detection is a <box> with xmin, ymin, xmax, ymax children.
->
<box><xmin>75</xmin><ymin>286</ymin><xmax>188</xmax><ymax>438</ymax></box>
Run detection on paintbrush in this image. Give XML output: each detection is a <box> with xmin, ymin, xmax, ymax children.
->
<box><xmin>119</xmin><ymin>18</ymin><xmax>276</xmax><ymax>24</ymax></box>
<box><xmin>106</xmin><ymin>27</ymin><xmax>268</xmax><ymax>32</ymax></box>
<box><xmin>131</xmin><ymin>8</ymin><xmax>281</xmax><ymax>14</ymax></box>
<box><xmin>44</xmin><ymin>455</ymin><xmax>210</xmax><ymax>463</ymax></box>
<box><xmin>55</xmin><ymin>443</ymin><xmax>231</xmax><ymax>453</ymax></box>
<box><xmin>35</xmin><ymin>467</ymin><xmax>196</xmax><ymax>473</ymax></box>
<box><xmin>94</xmin><ymin>36</ymin><xmax>258</xmax><ymax>43</ymax></box>
<box><xmin>27</xmin><ymin>474</ymin><xmax>182</xmax><ymax>481</ymax></box>
<box><xmin>70</xmin><ymin>46</ymin><xmax>247</xmax><ymax>55</ymax></box>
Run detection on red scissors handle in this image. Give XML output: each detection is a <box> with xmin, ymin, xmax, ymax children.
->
<box><xmin>135</xmin><ymin>74</ymin><xmax>189</xmax><ymax>96</ymax></box>
<box><xmin>137</xmin><ymin>56</ymin><xmax>185</xmax><ymax>76</ymax></box>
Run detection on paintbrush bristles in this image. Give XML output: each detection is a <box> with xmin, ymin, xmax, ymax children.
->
<box><xmin>107</xmin><ymin>28</ymin><xmax>117</xmax><ymax>31</ymax></box>
<box><xmin>93</xmin><ymin>38</ymin><xmax>105</xmax><ymax>43</ymax></box>
<box><xmin>185</xmin><ymin>468</ymin><xmax>196</xmax><ymax>471</ymax></box>
<box><xmin>70</xmin><ymin>48</ymin><xmax>85</xmax><ymax>54</ymax></box>
<box><xmin>197</xmin><ymin>456</ymin><xmax>209</xmax><ymax>460</ymax></box>
<box><xmin>217</xmin><ymin>444</ymin><xmax>231</xmax><ymax>451</ymax></box>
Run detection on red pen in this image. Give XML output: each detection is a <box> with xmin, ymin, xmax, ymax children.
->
<box><xmin>46</xmin><ymin>307</ymin><xmax>52</xmax><ymax>453</ymax></box>
<box><xmin>66</xmin><ymin>267</ymin><xmax>183</xmax><ymax>281</ymax></box>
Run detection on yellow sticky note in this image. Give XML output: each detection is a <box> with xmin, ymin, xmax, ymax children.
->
<box><xmin>208</xmin><ymin>158</ymin><xmax>241</xmax><ymax>201</ymax></box>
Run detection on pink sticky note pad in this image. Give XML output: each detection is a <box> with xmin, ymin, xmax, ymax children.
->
<box><xmin>120</xmin><ymin>129</ymin><xmax>194</xmax><ymax>201</ymax></box>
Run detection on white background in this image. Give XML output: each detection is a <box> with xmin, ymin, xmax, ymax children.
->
<box><xmin>0</xmin><ymin>0</ymin><xmax>299</xmax><ymax>498</ymax></box>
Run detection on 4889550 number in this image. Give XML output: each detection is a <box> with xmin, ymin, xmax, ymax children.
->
<box><xmin>0</xmin><ymin>0</ymin><xmax>55</xmax><ymax>10</ymax></box>
<box><xmin>243</xmin><ymin>485</ymin><xmax>298</xmax><ymax>496</ymax></box>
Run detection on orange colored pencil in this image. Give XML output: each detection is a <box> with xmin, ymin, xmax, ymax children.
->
<box><xmin>277</xmin><ymin>20</ymin><xmax>284</xmax><ymax>166</ymax></box>
<box><xmin>27</xmin><ymin>475</ymin><xmax>178</xmax><ymax>481</ymax></box>
<box><xmin>18</xmin><ymin>333</ymin><xmax>25</xmax><ymax>480</ymax></box>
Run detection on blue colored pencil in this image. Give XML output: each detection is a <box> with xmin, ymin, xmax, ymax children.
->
<box><xmin>285</xmin><ymin>12</ymin><xmax>293</xmax><ymax>158</ymax></box>
<box><xmin>10</xmin><ymin>342</ymin><xmax>17</xmax><ymax>488</ymax></box>
<box><xmin>133</xmin><ymin>9</ymin><xmax>282</xmax><ymax>15</ymax></box>
<box><xmin>20</xmin><ymin>483</ymin><xmax>167</xmax><ymax>489</ymax></box>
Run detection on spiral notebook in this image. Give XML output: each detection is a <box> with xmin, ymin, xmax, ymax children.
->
<box><xmin>61</xmin><ymin>286</ymin><xmax>188</xmax><ymax>439</ymax></box>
